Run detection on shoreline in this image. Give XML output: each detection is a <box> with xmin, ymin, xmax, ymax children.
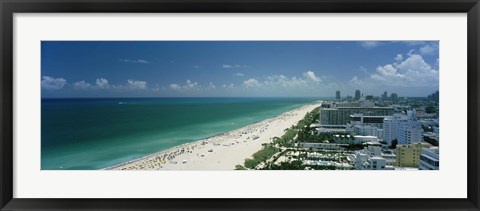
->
<box><xmin>108</xmin><ymin>102</ymin><xmax>322</xmax><ymax>170</ymax></box>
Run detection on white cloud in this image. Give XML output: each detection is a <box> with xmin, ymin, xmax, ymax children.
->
<box><xmin>208</xmin><ymin>82</ymin><xmax>216</xmax><ymax>89</ymax></box>
<box><xmin>395</xmin><ymin>54</ymin><xmax>403</xmax><ymax>62</ymax></box>
<box><xmin>137</xmin><ymin>59</ymin><xmax>149</xmax><ymax>64</ymax></box>
<box><xmin>169</xmin><ymin>80</ymin><xmax>200</xmax><ymax>91</ymax></box>
<box><xmin>233</xmin><ymin>72</ymin><xmax>245</xmax><ymax>77</ymax></box>
<box><xmin>169</xmin><ymin>84</ymin><xmax>181</xmax><ymax>90</ymax></box>
<box><xmin>127</xmin><ymin>79</ymin><xmax>147</xmax><ymax>89</ymax></box>
<box><xmin>303</xmin><ymin>71</ymin><xmax>321</xmax><ymax>82</ymax></box>
<box><xmin>370</xmin><ymin>53</ymin><xmax>438</xmax><ymax>87</ymax></box>
<box><xmin>419</xmin><ymin>44</ymin><xmax>436</xmax><ymax>56</ymax></box>
<box><xmin>151</xmin><ymin>84</ymin><xmax>167</xmax><ymax>92</ymax></box>
<box><xmin>185</xmin><ymin>80</ymin><xmax>198</xmax><ymax>88</ymax></box>
<box><xmin>223</xmin><ymin>64</ymin><xmax>246</xmax><ymax>68</ymax></box>
<box><xmin>41</xmin><ymin>76</ymin><xmax>66</xmax><ymax>90</ymax></box>
<box><xmin>350</xmin><ymin>76</ymin><xmax>359</xmax><ymax>82</ymax></box>
<box><xmin>95</xmin><ymin>78</ymin><xmax>110</xmax><ymax>89</ymax></box>
<box><xmin>119</xmin><ymin>59</ymin><xmax>150</xmax><ymax>64</ymax></box>
<box><xmin>73</xmin><ymin>78</ymin><xmax>147</xmax><ymax>90</ymax></box>
<box><xmin>265</xmin><ymin>75</ymin><xmax>308</xmax><ymax>88</ymax></box>
<box><xmin>361</xmin><ymin>41</ymin><xmax>382</xmax><ymax>48</ymax></box>
<box><xmin>243</xmin><ymin>78</ymin><xmax>261</xmax><ymax>88</ymax></box>
<box><xmin>222</xmin><ymin>84</ymin><xmax>235</xmax><ymax>89</ymax></box>
<box><xmin>192</xmin><ymin>65</ymin><xmax>201</xmax><ymax>68</ymax></box>
<box><xmin>242</xmin><ymin>70</ymin><xmax>323</xmax><ymax>90</ymax></box>
<box><xmin>73</xmin><ymin>81</ymin><xmax>92</xmax><ymax>90</ymax></box>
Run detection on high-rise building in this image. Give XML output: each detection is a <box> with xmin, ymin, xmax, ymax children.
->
<box><xmin>390</xmin><ymin>93</ymin><xmax>398</xmax><ymax>102</ymax></box>
<box><xmin>319</xmin><ymin>107</ymin><xmax>395</xmax><ymax>125</ymax></box>
<box><xmin>350</xmin><ymin>113</ymin><xmax>386</xmax><ymax>128</ymax></box>
<box><xmin>355</xmin><ymin>90</ymin><xmax>361</xmax><ymax>100</ymax></box>
<box><xmin>427</xmin><ymin>90</ymin><xmax>439</xmax><ymax>103</ymax></box>
<box><xmin>397</xmin><ymin>124</ymin><xmax>423</xmax><ymax>145</ymax></box>
<box><xmin>383</xmin><ymin>114</ymin><xmax>405</xmax><ymax>144</ymax></box>
<box><xmin>382</xmin><ymin>110</ymin><xmax>423</xmax><ymax>145</ymax></box>
<box><xmin>382</xmin><ymin>91</ymin><xmax>388</xmax><ymax>101</ymax></box>
<box><xmin>336</xmin><ymin>91</ymin><xmax>341</xmax><ymax>100</ymax></box>
<box><xmin>419</xmin><ymin>147</ymin><xmax>439</xmax><ymax>170</ymax></box>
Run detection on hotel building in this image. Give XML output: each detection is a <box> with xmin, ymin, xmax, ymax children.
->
<box><xmin>319</xmin><ymin>107</ymin><xmax>395</xmax><ymax>126</ymax></box>
<box><xmin>383</xmin><ymin>110</ymin><xmax>423</xmax><ymax>145</ymax></box>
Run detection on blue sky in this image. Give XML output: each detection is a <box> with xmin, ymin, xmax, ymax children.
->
<box><xmin>41</xmin><ymin>41</ymin><xmax>439</xmax><ymax>98</ymax></box>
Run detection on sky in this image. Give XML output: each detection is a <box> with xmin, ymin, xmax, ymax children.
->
<box><xmin>41</xmin><ymin>41</ymin><xmax>439</xmax><ymax>98</ymax></box>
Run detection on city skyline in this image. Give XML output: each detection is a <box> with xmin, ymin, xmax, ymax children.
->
<box><xmin>42</xmin><ymin>41</ymin><xmax>439</xmax><ymax>98</ymax></box>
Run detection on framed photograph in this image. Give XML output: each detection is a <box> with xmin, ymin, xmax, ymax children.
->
<box><xmin>1</xmin><ymin>0</ymin><xmax>479</xmax><ymax>210</ymax></box>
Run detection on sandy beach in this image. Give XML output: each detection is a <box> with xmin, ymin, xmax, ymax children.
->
<box><xmin>109</xmin><ymin>102</ymin><xmax>321</xmax><ymax>170</ymax></box>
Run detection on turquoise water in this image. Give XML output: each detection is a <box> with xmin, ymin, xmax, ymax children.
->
<box><xmin>41</xmin><ymin>97</ymin><xmax>321</xmax><ymax>170</ymax></box>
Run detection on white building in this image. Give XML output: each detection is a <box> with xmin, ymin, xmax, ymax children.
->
<box><xmin>383</xmin><ymin>110</ymin><xmax>423</xmax><ymax>145</ymax></box>
<box><xmin>350</xmin><ymin>113</ymin><xmax>386</xmax><ymax>128</ymax></box>
<box><xmin>397</xmin><ymin>121</ymin><xmax>423</xmax><ymax>145</ymax></box>
<box><xmin>364</xmin><ymin>145</ymin><xmax>382</xmax><ymax>156</ymax></box>
<box><xmin>352</xmin><ymin>145</ymin><xmax>394</xmax><ymax>170</ymax></box>
<box><xmin>383</xmin><ymin>114</ymin><xmax>407</xmax><ymax>144</ymax></box>
<box><xmin>381</xmin><ymin>151</ymin><xmax>397</xmax><ymax>166</ymax></box>
<box><xmin>350</xmin><ymin>125</ymin><xmax>383</xmax><ymax>139</ymax></box>
<box><xmin>419</xmin><ymin>147</ymin><xmax>439</xmax><ymax>170</ymax></box>
<box><xmin>370</xmin><ymin>156</ymin><xmax>388</xmax><ymax>170</ymax></box>
<box><xmin>353</xmin><ymin>152</ymin><xmax>389</xmax><ymax>170</ymax></box>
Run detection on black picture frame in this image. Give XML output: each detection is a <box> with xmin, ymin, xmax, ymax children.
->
<box><xmin>1</xmin><ymin>0</ymin><xmax>479</xmax><ymax>210</ymax></box>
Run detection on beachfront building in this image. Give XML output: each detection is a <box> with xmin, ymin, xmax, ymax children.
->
<box><xmin>319</xmin><ymin>107</ymin><xmax>395</xmax><ymax>126</ymax></box>
<box><xmin>346</xmin><ymin>113</ymin><xmax>385</xmax><ymax>138</ymax></box>
<box><xmin>383</xmin><ymin>110</ymin><xmax>423</xmax><ymax>145</ymax></box>
<box><xmin>351</xmin><ymin>145</ymin><xmax>396</xmax><ymax>170</ymax></box>
<box><xmin>350</xmin><ymin>145</ymin><xmax>403</xmax><ymax>170</ymax></box>
<box><xmin>350</xmin><ymin>125</ymin><xmax>383</xmax><ymax>139</ymax></box>
<box><xmin>321</xmin><ymin>101</ymin><xmax>376</xmax><ymax>109</ymax></box>
<box><xmin>395</xmin><ymin>143</ymin><xmax>430</xmax><ymax>167</ymax></box>
<box><xmin>419</xmin><ymin>147</ymin><xmax>439</xmax><ymax>170</ymax></box>
<box><xmin>350</xmin><ymin>113</ymin><xmax>386</xmax><ymax>128</ymax></box>
<box><xmin>316</xmin><ymin>126</ymin><xmax>347</xmax><ymax>134</ymax></box>
<box><xmin>333</xmin><ymin>135</ymin><xmax>378</xmax><ymax>144</ymax></box>
<box><xmin>383</xmin><ymin>114</ymin><xmax>406</xmax><ymax>144</ymax></box>
<box><xmin>397</xmin><ymin>117</ymin><xmax>423</xmax><ymax>145</ymax></box>
<box><xmin>352</xmin><ymin>152</ymin><xmax>389</xmax><ymax>170</ymax></box>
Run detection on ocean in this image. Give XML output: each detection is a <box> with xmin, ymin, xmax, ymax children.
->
<box><xmin>41</xmin><ymin>97</ymin><xmax>322</xmax><ymax>170</ymax></box>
